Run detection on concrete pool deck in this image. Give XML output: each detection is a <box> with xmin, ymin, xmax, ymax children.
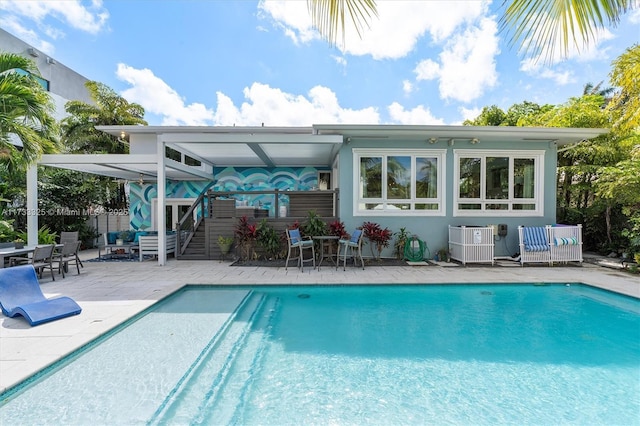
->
<box><xmin>1</xmin><ymin>250</ymin><xmax>638</xmax><ymax>393</ymax></box>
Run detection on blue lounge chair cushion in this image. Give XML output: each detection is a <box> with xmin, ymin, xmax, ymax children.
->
<box><xmin>523</xmin><ymin>227</ymin><xmax>550</xmax><ymax>252</ymax></box>
<box><xmin>0</xmin><ymin>265</ymin><xmax>82</xmax><ymax>326</ymax></box>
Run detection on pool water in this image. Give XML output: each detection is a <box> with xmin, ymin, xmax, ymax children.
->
<box><xmin>1</xmin><ymin>284</ymin><xmax>639</xmax><ymax>425</ymax></box>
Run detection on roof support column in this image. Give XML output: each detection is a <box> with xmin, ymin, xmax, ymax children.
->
<box><xmin>26</xmin><ymin>164</ymin><xmax>38</xmax><ymax>247</ymax></box>
<box><xmin>157</xmin><ymin>136</ymin><xmax>166</xmax><ymax>266</ymax></box>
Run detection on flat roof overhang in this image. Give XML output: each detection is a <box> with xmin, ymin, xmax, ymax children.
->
<box><xmin>43</xmin><ymin>125</ymin><xmax>609</xmax><ymax>181</ymax></box>
<box><xmin>97</xmin><ymin>126</ymin><xmax>344</xmax><ymax>168</ymax></box>
<box><xmin>38</xmin><ymin>154</ymin><xmax>213</xmax><ymax>181</ymax></box>
<box><xmin>312</xmin><ymin>124</ymin><xmax>609</xmax><ymax>146</ymax></box>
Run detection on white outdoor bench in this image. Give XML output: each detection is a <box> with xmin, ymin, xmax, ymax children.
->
<box><xmin>138</xmin><ymin>234</ymin><xmax>177</xmax><ymax>261</ymax></box>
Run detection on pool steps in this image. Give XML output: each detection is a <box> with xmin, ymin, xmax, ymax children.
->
<box><xmin>149</xmin><ymin>291</ymin><xmax>278</xmax><ymax>424</ymax></box>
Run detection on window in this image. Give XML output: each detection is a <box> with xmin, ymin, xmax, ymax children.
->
<box><xmin>353</xmin><ymin>149</ymin><xmax>445</xmax><ymax>215</ymax></box>
<box><xmin>454</xmin><ymin>149</ymin><xmax>544</xmax><ymax>216</ymax></box>
<box><xmin>15</xmin><ymin>68</ymin><xmax>50</xmax><ymax>91</ymax></box>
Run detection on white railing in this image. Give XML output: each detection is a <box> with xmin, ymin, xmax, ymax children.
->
<box><xmin>518</xmin><ymin>224</ymin><xmax>583</xmax><ymax>266</ymax></box>
<box><xmin>550</xmin><ymin>224</ymin><xmax>583</xmax><ymax>264</ymax></box>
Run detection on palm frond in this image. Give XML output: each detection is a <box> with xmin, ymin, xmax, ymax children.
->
<box><xmin>308</xmin><ymin>0</ymin><xmax>378</xmax><ymax>46</ymax></box>
<box><xmin>499</xmin><ymin>0</ymin><xmax>638</xmax><ymax>64</ymax></box>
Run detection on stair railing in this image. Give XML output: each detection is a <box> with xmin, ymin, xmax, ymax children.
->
<box><xmin>176</xmin><ymin>182</ymin><xmax>214</xmax><ymax>258</ymax></box>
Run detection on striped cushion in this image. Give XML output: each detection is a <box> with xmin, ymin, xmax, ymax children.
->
<box><xmin>554</xmin><ymin>237</ymin><xmax>578</xmax><ymax>246</ymax></box>
<box><xmin>523</xmin><ymin>227</ymin><xmax>550</xmax><ymax>252</ymax></box>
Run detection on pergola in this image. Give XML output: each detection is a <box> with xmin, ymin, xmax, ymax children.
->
<box><xmin>29</xmin><ymin>126</ymin><xmax>344</xmax><ymax>265</ymax></box>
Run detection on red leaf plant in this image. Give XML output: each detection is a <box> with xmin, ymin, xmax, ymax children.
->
<box><xmin>361</xmin><ymin>221</ymin><xmax>392</xmax><ymax>260</ymax></box>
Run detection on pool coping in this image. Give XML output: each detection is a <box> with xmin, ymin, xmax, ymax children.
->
<box><xmin>1</xmin><ymin>252</ymin><xmax>638</xmax><ymax>393</ymax></box>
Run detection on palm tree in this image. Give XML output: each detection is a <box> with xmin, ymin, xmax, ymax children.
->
<box><xmin>309</xmin><ymin>0</ymin><xmax>638</xmax><ymax>63</ymax></box>
<box><xmin>61</xmin><ymin>81</ymin><xmax>147</xmax><ymax>154</ymax></box>
<box><xmin>0</xmin><ymin>52</ymin><xmax>58</xmax><ymax>166</ymax></box>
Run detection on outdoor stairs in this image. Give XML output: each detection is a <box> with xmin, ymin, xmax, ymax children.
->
<box><xmin>148</xmin><ymin>291</ymin><xmax>278</xmax><ymax>425</ymax></box>
<box><xmin>179</xmin><ymin>224</ymin><xmax>208</xmax><ymax>260</ymax></box>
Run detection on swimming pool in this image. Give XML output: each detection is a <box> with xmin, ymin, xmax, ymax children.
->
<box><xmin>1</xmin><ymin>284</ymin><xmax>638</xmax><ymax>424</ymax></box>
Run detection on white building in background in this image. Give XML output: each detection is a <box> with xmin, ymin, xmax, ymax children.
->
<box><xmin>0</xmin><ymin>27</ymin><xmax>91</xmax><ymax>121</ymax></box>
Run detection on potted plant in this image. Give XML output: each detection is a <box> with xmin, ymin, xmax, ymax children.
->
<box><xmin>13</xmin><ymin>238</ymin><xmax>24</xmax><ymax>249</ymax></box>
<box><xmin>234</xmin><ymin>215</ymin><xmax>259</xmax><ymax>260</ymax></box>
<box><xmin>116</xmin><ymin>231</ymin><xmax>128</xmax><ymax>246</ymax></box>
<box><xmin>362</xmin><ymin>221</ymin><xmax>392</xmax><ymax>261</ymax></box>
<box><xmin>393</xmin><ymin>227</ymin><xmax>411</xmax><ymax>260</ymax></box>
<box><xmin>328</xmin><ymin>220</ymin><xmax>347</xmax><ymax>239</ymax></box>
<box><xmin>217</xmin><ymin>235</ymin><xmax>234</xmax><ymax>255</ymax></box>
<box><xmin>301</xmin><ymin>210</ymin><xmax>328</xmax><ymax>237</ymax></box>
<box><xmin>437</xmin><ymin>247</ymin><xmax>450</xmax><ymax>262</ymax></box>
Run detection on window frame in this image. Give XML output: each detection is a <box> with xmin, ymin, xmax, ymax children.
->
<box><xmin>453</xmin><ymin>149</ymin><xmax>545</xmax><ymax>217</ymax></box>
<box><xmin>352</xmin><ymin>148</ymin><xmax>446</xmax><ymax>216</ymax></box>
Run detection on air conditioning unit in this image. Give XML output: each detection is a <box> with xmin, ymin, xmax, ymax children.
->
<box><xmin>27</xmin><ymin>48</ymin><xmax>39</xmax><ymax>57</ymax></box>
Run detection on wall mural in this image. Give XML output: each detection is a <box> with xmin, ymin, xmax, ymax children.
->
<box><xmin>128</xmin><ymin>166</ymin><xmax>326</xmax><ymax>230</ymax></box>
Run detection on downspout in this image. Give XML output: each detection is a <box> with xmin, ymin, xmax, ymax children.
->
<box><xmin>26</xmin><ymin>164</ymin><xmax>38</xmax><ymax>246</ymax></box>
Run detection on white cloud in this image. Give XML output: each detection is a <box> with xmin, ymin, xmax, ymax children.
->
<box><xmin>0</xmin><ymin>15</ymin><xmax>55</xmax><ymax>54</ymax></box>
<box><xmin>213</xmin><ymin>83</ymin><xmax>380</xmax><ymax>126</ymax></box>
<box><xmin>520</xmin><ymin>59</ymin><xmax>575</xmax><ymax>85</ymax></box>
<box><xmin>629</xmin><ymin>8</ymin><xmax>640</xmax><ymax>24</ymax></box>
<box><xmin>402</xmin><ymin>80</ymin><xmax>413</xmax><ymax>95</ymax></box>
<box><xmin>459</xmin><ymin>106</ymin><xmax>482</xmax><ymax>122</ymax></box>
<box><xmin>116</xmin><ymin>64</ymin><xmax>381</xmax><ymax>126</ymax></box>
<box><xmin>416</xmin><ymin>17</ymin><xmax>500</xmax><ymax>103</ymax></box>
<box><xmin>260</xmin><ymin>0</ymin><xmax>489</xmax><ymax>60</ymax></box>
<box><xmin>414</xmin><ymin>59</ymin><xmax>440</xmax><ymax>81</ymax></box>
<box><xmin>258</xmin><ymin>0</ymin><xmax>317</xmax><ymax>45</ymax></box>
<box><xmin>331</xmin><ymin>55</ymin><xmax>347</xmax><ymax>67</ymax></box>
<box><xmin>116</xmin><ymin>64</ymin><xmax>215</xmax><ymax>126</ymax></box>
<box><xmin>387</xmin><ymin>102</ymin><xmax>444</xmax><ymax>125</ymax></box>
<box><xmin>0</xmin><ymin>0</ymin><xmax>109</xmax><ymax>34</ymax></box>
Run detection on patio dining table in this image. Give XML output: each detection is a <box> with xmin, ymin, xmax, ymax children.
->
<box><xmin>0</xmin><ymin>244</ymin><xmax>63</xmax><ymax>268</ymax></box>
<box><xmin>312</xmin><ymin>235</ymin><xmax>339</xmax><ymax>270</ymax></box>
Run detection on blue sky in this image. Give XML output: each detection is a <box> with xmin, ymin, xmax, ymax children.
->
<box><xmin>1</xmin><ymin>0</ymin><xmax>638</xmax><ymax>126</ymax></box>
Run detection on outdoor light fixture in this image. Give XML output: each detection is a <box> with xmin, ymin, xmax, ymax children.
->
<box><xmin>27</xmin><ymin>48</ymin><xmax>39</xmax><ymax>57</ymax></box>
<box><xmin>429</xmin><ymin>138</ymin><xmax>438</xmax><ymax>144</ymax></box>
<box><xmin>117</xmin><ymin>131</ymin><xmax>128</xmax><ymax>145</ymax></box>
<box><xmin>470</xmin><ymin>138</ymin><xmax>480</xmax><ymax>144</ymax></box>
<box><xmin>46</xmin><ymin>57</ymin><xmax>56</xmax><ymax>65</ymax></box>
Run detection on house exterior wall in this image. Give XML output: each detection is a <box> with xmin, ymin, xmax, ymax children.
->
<box><xmin>337</xmin><ymin>138</ymin><xmax>558</xmax><ymax>258</ymax></box>
<box><xmin>129</xmin><ymin>166</ymin><xmax>330</xmax><ymax>230</ymax></box>
<box><xmin>0</xmin><ymin>28</ymin><xmax>92</xmax><ymax>120</ymax></box>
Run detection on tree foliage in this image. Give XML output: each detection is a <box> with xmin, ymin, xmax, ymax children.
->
<box><xmin>606</xmin><ymin>44</ymin><xmax>640</xmax><ymax>133</ymax></box>
<box><xmin>61</xmin><ymin>81</ymin><xmax>147</xmax><ymax>154</ymax></box>
<box><xmin>308</xmin><ymin>0</ymin><xmax>638</xmax><ymax>65</ymax></box>
<box><xmin>0</xmin><ymin>52</ymin><xmax>59</xmax><ymax>167</ymax></box>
